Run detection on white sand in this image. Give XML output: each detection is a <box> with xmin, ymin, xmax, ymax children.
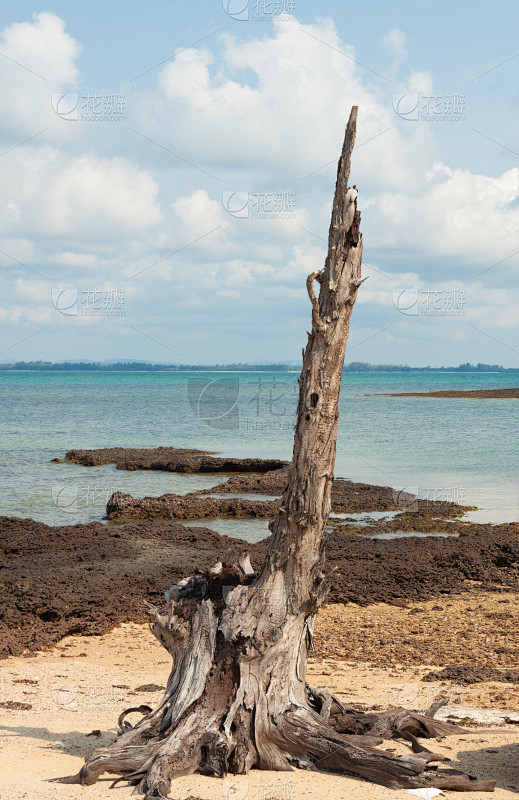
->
<box><xmin>1</xmin><ymin>622</ymin><xmax>518</xmax><ymax>800</ymax></box>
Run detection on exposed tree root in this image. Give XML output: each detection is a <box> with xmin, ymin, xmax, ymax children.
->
<box><xmin>53</xmin><ymin>559</ymin><xmax>496</xmax><ymax>795</ymax></box>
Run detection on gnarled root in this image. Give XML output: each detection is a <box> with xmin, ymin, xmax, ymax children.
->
<box><xmin>53</xmin><ymin>556</ymin><xmax>496</xmax><ymax>795</ymax></box>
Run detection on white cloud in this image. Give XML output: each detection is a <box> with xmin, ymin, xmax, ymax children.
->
<box><xmin>0</xmin><ymin>238</ymin><xmax>34</xmax><ymax>263</ymax></box>
<box><xmin>135</xmin><ymin>17</ymin><xmax>437</xmax><ymax>194</ymax></box>
<box><xmin>383</xmin><ymin>28</ymin><xmax>408</xmax><ymax>75</ymax></box>
<box><xmin>13</xmin><ymin>277</ymin><xmax>49</xmax><ymax>302</ymax></box>
<box><xmin>0</xmin><ymin>12</ymin><xmax>80</xmax><ymax>140</ymax></box>
<box><xmin>172</xmin><ymin>189</ymin><xmax>228</xmax><ymax>237</ymax></box>
<box><xmin>467</xmin><ymin>284</ymin><xmax>519</xmax><ymax>329</ymax></box>
<box><xmin>370</xmin><ymin>164</ymin><xmax>519</xmax><ymax>268</ymax></box>
<box><xmin>278</xmin><ymin>244</ymin><xmax>326</xmax><ymax>281</ymax></box>
<box><xmin>55</xmin><ymin>252</ymin><xmax>98</xmax><ymax>269</ymax></box>
<box><xmin>407</xmin><ymin>70</ymin><xmax>434</xmax><ymax>94</ymax></box>
<box><xmin>0</xmin><ymin>148</ymin><xmax>163</xmax><ymax>241</ymax></box>
<box><xmin>51</xmin><ymin>154</ymin><xmax>163</xmax><ymax>237</ymax></box>
<box><xmin>0</xmin><ymin>305</ymin><xmax>24</xmax><ymax>322</ymax></box>
<box><xmin>383</xmin><ymin>28</ymin><xmax>407</xmax><ymax>59</ymax></box>
<box><xmin>0</xmin><ymin>303</ymin><xmax>52</xmax><ymax>324</ymax></box>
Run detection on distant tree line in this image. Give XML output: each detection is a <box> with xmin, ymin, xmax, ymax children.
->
<box><xmin>0</xmin><ymin>360</ymin><xmax>517</xmax><ymax>372</ymax></box>
<box><xmin>0</xmin><ymin>361</ymin><xmax>519</xmax><ymax>372</ymax></box>
<box><xmin>0</xmin><ymin>361</ymin><xmax>517</xmax><ymax>373</ymax></box>
<box><xmin>0</xmin><ymin>361</ymin><xmax>294</xmax><ymax>372</ymax></box>
<box><xmin>343</xmin><ymin>361</ymin><xmax>514</xmax><ymax>372</ymax></box>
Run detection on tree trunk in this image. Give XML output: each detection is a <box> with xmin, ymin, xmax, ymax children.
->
<box><xmin>55</xmin><ymin>107</ymin><xmax>495</xmax><ymax>797</ymax></box>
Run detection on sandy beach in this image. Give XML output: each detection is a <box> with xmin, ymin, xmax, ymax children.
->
<box><xmin>2</xmin><ymin>596</ymin><xmax>519</xmax><ymax>800</ymax></box>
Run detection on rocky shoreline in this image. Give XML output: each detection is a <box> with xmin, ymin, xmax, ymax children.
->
<box><xmin>1</xmin><ymin>446</ymin><xmax>517</xmax><ymax>660</ymax></box>
<box><xmin>106</xmin><ymin>491</ymin><xmax>277</xmax><ymax>521</ymax></box>
<box><xmin>62</xmin><ymin>446</ymin><xmax>288</xmax><ymax>473</ymax></box>
<box><xmin>63</xmin><ymin>447</ymin><xmax>470</xmax><ymax>521</ymax></box>
<box><xmin>2</xmin><ymin>514</ymin><xmax>519</xmax><ymax>659</ymax></box>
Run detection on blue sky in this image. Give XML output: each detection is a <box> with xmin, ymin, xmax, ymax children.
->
<box><xmin>0</xmin><ymin>0</ymin><xmax>518</xmax><ymax>365</ymax></box>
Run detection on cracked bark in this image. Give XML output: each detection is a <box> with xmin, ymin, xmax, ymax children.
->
<box><xmin>54</xmin><ymin>107</ymin><xmax>495</xmax><ymax>798</ymax></box>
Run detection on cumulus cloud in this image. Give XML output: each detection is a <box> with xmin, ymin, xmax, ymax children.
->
<box><xmin>172</xmin><ymin>189</ymin><xmax>228</xmax><ymax>238</ymax></box>
<box><xmin>383</xmin><ymin>28</ymin><xmax>407</xmax><ymax>59</ymax></box>
<box><xmin>135</xmin><ymin>17</ymin><xmax>437</xmax><ymax>193</ymax></box>
<box><xmin>0</xmin><ymin>148</ymin><xmax>163</xmax><ymax>243</ymax></box>
<box><xmin>0</xmin><ymin>12</ymin><xmax>80</xmax><ymax>141</ymax></box>
<box><xmin>0</xmin><ymin>10</ymin><xmax>518</xmax><ymax>363</ymax></box>
<box><xmin>54</xmin><ymin>252</ymin><xmax>98</xmax><ymax>269</ymax></box>
<box><xmin>369</xmin><ymin>164</ymin><xmax>519</xmax><ymax>270</ymax></box>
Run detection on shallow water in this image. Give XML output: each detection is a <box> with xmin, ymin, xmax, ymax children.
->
<box><xmin>1</xmin><ymin>370</ymin><xmax>518</xmax><ymax>526</ymax></box>
<box><xmin>206</xmin><ymin>492</ymin><xmax>281</xmax><ymax>501</ymax></box>
<box><xmin>366</xmin><ymin>530</ymin><xmax>460</xmax><ymax>540</ymax></box>
<box><xmin>184</xmin><ymin>517</ymin><xmax>272</xmax><ymax>543</ymax></box>
<box><xmin>329</xmin><ymin>510</ymin><xmax>401</xmax><ymax>526</ymax></box>
<box><xmin>182</xmin><ymin>517</ymin><xmax>461</xmax><ymax>543</ymax></box>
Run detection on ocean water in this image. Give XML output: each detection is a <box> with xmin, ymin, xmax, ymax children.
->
<box><xmin>0</xmin><ymin>370</ymin><xmax>518</xmax><ymax>527</ymax></box>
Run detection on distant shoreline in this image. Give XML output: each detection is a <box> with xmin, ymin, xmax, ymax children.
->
<box><xmin>1</xmin><ymin>364</ymin><xmax>519</xmax><ymax>374</ymax></box>
<box><xmin>0</xmin><ymin>369</ymin><xmax>301</xmax><ymax>374</ymax></box>
<box><xmin>374</xmin><ymin>387</ymin><xmax>519</xmax><ymax>399</ymax></box>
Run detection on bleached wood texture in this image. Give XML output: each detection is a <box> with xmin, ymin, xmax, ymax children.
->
<box><xmin>55</xmin><ymin>108</ymin><xmax>494</xmax><ymax>797</ymax></box>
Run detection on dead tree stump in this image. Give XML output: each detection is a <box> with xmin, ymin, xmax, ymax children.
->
<box><xmin>56</xmin><ymin>108</ymin><xmax>495</xmax><ymax>797</ymax></box>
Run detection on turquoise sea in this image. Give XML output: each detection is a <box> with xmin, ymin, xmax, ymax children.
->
<box><xmin>1</xmin><ymin>370</ymin><xmax>518</xmax><ymax>527</ymax></box>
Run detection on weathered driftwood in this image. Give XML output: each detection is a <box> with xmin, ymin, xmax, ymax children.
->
<box><xmin>55</xmin><ymin>108</ymin><xmax>495</xmax><ymax>796</ymax></box>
